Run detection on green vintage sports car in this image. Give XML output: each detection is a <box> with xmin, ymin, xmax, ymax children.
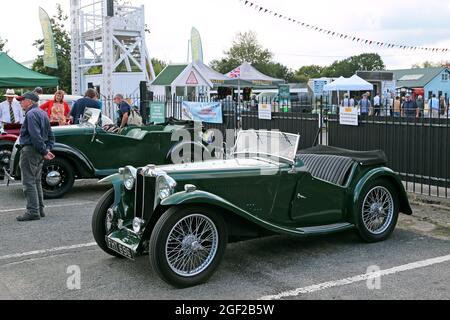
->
<box><xmin>9</xmin><ymin>109</ymin><xmax>212</xmax><ymax>199</ymax></box>
<box><xmin>92</xmin><ymin>130</ymin><xmax>412</xmax><ymax>288</ymax></box>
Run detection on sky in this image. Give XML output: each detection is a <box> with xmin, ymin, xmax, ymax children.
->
<box><xmin>1</xmin><ymin>0</ymin><xmax>450</xmax><ymax>71</ymax></box>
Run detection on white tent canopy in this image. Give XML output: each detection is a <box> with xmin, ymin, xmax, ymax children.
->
<box><xmin>323</xmin><ymin>75</ymin><xmax>373</xmax><ymax>91</ymax></box>
<box><xmin>225</xmin><ymin>62</ymin><xmax>285</xmax><ymax>85</ymax></box>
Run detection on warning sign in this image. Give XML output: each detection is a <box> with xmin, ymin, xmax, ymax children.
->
<box><xmin>186</xmin><ymin>71</ymin><xmax>199</xmax><ymax>85</ymax></box>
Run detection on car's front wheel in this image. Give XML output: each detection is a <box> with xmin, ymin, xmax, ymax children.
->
<box><xmin>356</xmin><ymin>179</ymin><xmax>400</xmax><ymax>243</ymax></box>
<box><xmin>92</xmin><ymin>189</ymin><xmax>124</xmax><ymax>258</ymax></box>
<box><xmin>149</xmin><ymin>206</ymin><xmax>228</xmax><ymax>288</ymax></box>
<box><xmin>41</xmin><ymin>158</ymin><xmax>75</xmax><ymax>199</ymax></box>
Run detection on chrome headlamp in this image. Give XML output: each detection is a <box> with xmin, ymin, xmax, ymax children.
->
<box><xmin>156</xmin><ymin>174</ymin><xmax>177</xmax><ymax>200</ymax></box>
<box><xmin>122</xmin><ymin>166</ymin><xmax>137</xmax><ymax>191</ymax></box>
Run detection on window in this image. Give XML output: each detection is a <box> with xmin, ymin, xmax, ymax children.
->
<box><xmin>442</xmin><ymin>73</ymin><xmax>449</xmax><ymax>81</ymax></box>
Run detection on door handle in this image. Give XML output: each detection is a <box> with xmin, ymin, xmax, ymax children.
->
<box><xmin>297</xmin><ymin>193</ymin><xmax>307</xmax><ymax>200</ymax></box>
<box><xmin>95</xmin><ymin>139</ymin><xmax>104</xmax><ymax>145</ymax></box>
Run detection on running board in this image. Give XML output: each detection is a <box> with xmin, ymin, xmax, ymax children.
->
<box><xmin>296</xmin><ymin>223</ymin><xmax>354</xmax><ymax>235</ymax></box>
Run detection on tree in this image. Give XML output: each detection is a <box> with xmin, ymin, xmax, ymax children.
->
<box><xmin>210</xmin><ymin>31</ymin><xmax>273</xmax><ymax>74</ymax></box>
<box><xmin>293</xmin><ymin>65</ymin><xmax>324</xmax><ymax>83</ymax></box>
<box><xmin>412</xmin><ymin>61</ymin><xmax>450</xmax><ymax>68</ymax></box>
<box><xmin>32</xmin><ymin>4</ymin><xmax>71</xmax><ymax>92</ymax></box>
<box><xmin>0</xmin><ymin>36</ymin><xmax>7</xmax><ymax>52</ymax></box>
<box><xmin>152</xmin><ymin>58</ymin><xmax>167</xmax><ymax>77</ymax></box>
<box><xmin>322</xmin><ymin>53</ymin><xmax>385</xmax><ymax>78</ymax></box>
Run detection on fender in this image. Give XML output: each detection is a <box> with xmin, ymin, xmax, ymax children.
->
<box><xmin>52</xmin><ymin>143</ymin><xmax>95</xmax><ymax>177</ymax></box>
<box><xmin>99</xmin><ymin>173</ymin><xmax>123</xmax><ymax>206</ymax></box>
<box><xmin>165</xmin><ymin>141</ymin><xmax>211</xmax><ymax>164</ymax></box>
<box><xmin>352</xmin><ymin>167</ymin><xmax>413</xmax><ymax>216</ymax></box>
<box><xmin>160</xmin><ymin>190</ymin><xmax>308</xmax><ymax>236</ymax></box>
<box><xmin>0</xmin><ymin>136</ymin><xmax>17</xmax><ymax>146</ymax></box>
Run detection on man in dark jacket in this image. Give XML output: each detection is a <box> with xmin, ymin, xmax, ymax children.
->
<box><xmin>16</xmin><ymin>92</ymin><xmax>55</xmax><ymax>222</ymax></box>
<box><xmin>401</xmin><ymin>94</ymin><xmax>419</xmax><ymax>118</ymax></box>
<box><xmin>70</xmin><ymin>88</ymin><xmax>101</xmax><ymax>124</ymax></box>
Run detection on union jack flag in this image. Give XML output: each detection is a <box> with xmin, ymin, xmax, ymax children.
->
<box><xmin>228</xmin><ymin>67</ymin><xmax>241</xmax><ymax>79</ymax></box>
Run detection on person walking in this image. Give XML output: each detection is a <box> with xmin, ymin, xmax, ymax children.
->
<box><xmin>70</xmin><ymin>88</ymin><xmax>101</xmax><ymax>124</ymax></box>
<box><xmin>0</xmin><ymin>89</ymin><xmax>24</xmax><ymax>125</ymax></box>
<box><xmin>439</xmin><ymin>96</ymin><xmax>447</xmax><ymax>117</ymax></box>
<box><xmin>39</xmin><ymin>90</ymin><xmax>71</xmax><ymax>126</ymax></box>
<box><xmin>373</xmin><ymin>93</ymin><xmax>381</xmax><ymax>116</ymax></box>
<box><xmin>401</xmin><ymin>94</ymin><xmax>419</xmax><ymax>119</ymax></box>
<box><xmin>428</xmin><ymin>94</ymin><xmax>440</xmax><ymax>118</ymax></box>
<box><xmin>392</xmin><ymin>96</ymin><xmax>401</xmax><ymax>117</ymax></box>
<box><xmin>15</xmin><ymin>92</ymin><xmax>55</xmax><ymax>222</ymax></box>
<box><xmin>415</xmin><ymin>95</ymin><xmax>424</xmax><ymax>118</ymax></box>
<box><xmin>358</xmin><ymin>94</ymin><xmax>372</xmax><ymax>116</ymax></box>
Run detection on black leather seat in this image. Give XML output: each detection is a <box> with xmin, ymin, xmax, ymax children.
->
<box><xmin>298</xmin><ymin>154</ymin><xmax>355</xmax><ymax>186</ymax></box>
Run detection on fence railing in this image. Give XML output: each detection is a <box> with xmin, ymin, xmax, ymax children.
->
<box><xmin>99</xmin><ymin>95</ymin><xmax>450</xmax><ymax>199</ymax></box>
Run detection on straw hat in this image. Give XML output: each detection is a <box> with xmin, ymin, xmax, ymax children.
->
<box><xmin>3</xmin><ymin>89</ymin><xmax>16</xmax><ymax>98</ymax></box>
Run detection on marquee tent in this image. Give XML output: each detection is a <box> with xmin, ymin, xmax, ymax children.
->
<box><xmin>323</xmin><ymin>75</ymin><xmax>373</xmax><ymax>91</ymax></box>
<box><xmin>225</xmin><ymin>62</ymin><xmax>285</xmax><ymax>86</ymax></box>
<box><xmin>0</xmin><ymin>52</ymin><xmax>58</xmax><ymax>88</ymax></box>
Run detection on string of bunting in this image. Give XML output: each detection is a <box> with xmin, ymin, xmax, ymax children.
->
<box><xmin>239</xmin><ymin>0</ymin><xmax>449</xmax><ymax>53</ymax></box>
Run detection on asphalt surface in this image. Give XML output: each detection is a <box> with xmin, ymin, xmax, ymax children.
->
<box><xmin>0</xmin><ymin>180</ymin><xmax>449</xmax><ymax>300</ymax></box>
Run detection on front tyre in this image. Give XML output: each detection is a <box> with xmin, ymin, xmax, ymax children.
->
<box><xmin>42</xmin><ymin>158</ymin><xmax>75</xmax><ymax>199</ymax></box>
<box><xmin>92</xmin><ymin>189</ymin><xmax>124</xmax><ymax>258</ymax></box>
<box><xmin>150</xmin><ymin>206</ymin><xmax>228</xmax><ymax>288</ymax></box>
<box><xmin>356</xmin><ymin>179</ymin><xmax>400</xmax><ymax>243</ymax></box>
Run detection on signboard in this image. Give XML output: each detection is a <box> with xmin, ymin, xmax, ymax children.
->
<box><xmin>182</xmin><ymin>102</ymin><xmax>223</xmax><ymax>124</ymax></box>
<box><xmin>150</xmin><ymin>102</ymin><xmax>166</xmax><ymax>124</ymax></box>
<box><xmin>186</xmin><ymin>71</ymin><xmax>199</xmax><ymax>85</ymax></box>
<box><xmin>313</xmin><ymin>80</ymin><xmax>328</xmax><ymax>96</ymax></box>
<box><xmin>258</xmin><ymin>104</ymin><xmax>272</xmax><ymax>120</ymax></box>
<box><xmin>39</xmin><ymin>7</ymin><xmax>58</xmax><ymax>69</ymax></box>
<box><xmin>339</xmin><ymin>107</ymin><xmax>359</xmax><ymax>126</ymax></box>
<box><xmin>278</xmin><ymin>85</ymin><xmax>290</xmax><ymax>100</ymax></box>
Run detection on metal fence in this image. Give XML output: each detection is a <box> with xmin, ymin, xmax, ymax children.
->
<box><xmin>101</xmin><ymin>95</ymin><xmax>450</xmax><ymax>199</ymax></box>
<box><xmin>326</xmin><ymin>107</ymin><xmax>450</xmax><ymax>198</ymax></box>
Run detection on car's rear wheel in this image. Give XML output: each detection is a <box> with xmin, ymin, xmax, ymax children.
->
<box><xmin>149</xmin><ymin>206</ymin><xmax>228</xmax><ymax>288</ymax></box>
<box><xmin>356</xmin><ymin>179</ymin><xmax>399</xmax><ymax>243</ymax></box>
<box><xmin>92</xmin><ymin>189</ymin><xmax>124</xmax><ymax>258</ymax></box>
<box><xmin>41</xmin><ymin>158</ymin><xmax>75</xmax><ymax>199</ymax></box>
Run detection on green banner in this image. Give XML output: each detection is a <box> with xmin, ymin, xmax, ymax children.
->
<box><xmin>39</xmin><ymin>7</ymin><xmax>58</xmax><ymax>69</ymax></box>
<box><xmin>150</xmin><ymin>102</ymin><xmax>166</xmax><ymax>124</ymax></box>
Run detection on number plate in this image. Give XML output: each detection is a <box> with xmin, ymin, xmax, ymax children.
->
<box><xmin>106</xmin><ymin>237</ymin><xmax>134</xmax><ymax>260</ymax></box>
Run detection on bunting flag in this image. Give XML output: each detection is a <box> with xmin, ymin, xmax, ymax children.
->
<box><xmin>238</xmin><ymin>0</ymin><xmax>450</xmax><ymax>53</ymax></box>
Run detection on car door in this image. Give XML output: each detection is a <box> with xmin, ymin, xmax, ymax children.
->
<box><xmin>290</xmin><ymin>171</ymin><xmax>346</xmax><ymax>226</ymax></box>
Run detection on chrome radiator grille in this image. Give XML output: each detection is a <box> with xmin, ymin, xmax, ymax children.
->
<box><xmin>134</xmin><ymin>169</ymin><xmax>156</xmax><ymax>220</ymax></box>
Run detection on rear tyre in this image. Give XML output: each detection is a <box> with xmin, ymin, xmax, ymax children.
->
<box><xmin>92</xmin><ymin>189</ymin><xmax>123</xmax><ymax>258</ymax></box>
<box><xmin>0</xmin><ymin>146</ymin><xmax>12</xmax><ymax>180</ymax></box>
<box><xmin>149</xmin><ymin>206</ymin><xmax>228</xmax><ymax>288</ymax></box>
<box><xmin>356</xmin><ymin>179</ymin><xmax>400</xmax><ymax>243</ymax></box>
<box><xmin>42</xmin><ymin>158</ymin><xmax>75</xmax><ymax>199</ymax></box>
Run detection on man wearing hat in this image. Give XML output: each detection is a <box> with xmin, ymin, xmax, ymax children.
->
<box><xmin>15</xmin><ymin>92</ymin><xmax>55</xmax><ymax>222</ymax></box>
<box><xmin>0</xmin><ymin>89</ymin><xmax>24</xmax><ymax>125</ymax></box>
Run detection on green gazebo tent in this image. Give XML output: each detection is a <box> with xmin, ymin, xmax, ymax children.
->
<box><xmin>0</xmin><ymin>52</ymin><xmax>58</xmax><ymax>88</ymax></box>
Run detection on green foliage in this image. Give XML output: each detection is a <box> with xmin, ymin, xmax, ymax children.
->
<box><xmin>412</xmin><ymin>61</ymin><xmax>450</xmax><ymax>69</ymax></box>
<box><xmin>322</xmin><ymin>53</ymin><xmax>385</xmax><ymax>78</ymax></box>
<box><xmin>210</xmin><ymin>31</ymin><xmax>272</xmax><ymax>74</ymax></box>
<box><xmin>32</xmin><ymin>4</ymin><xmax>71</xmax><ymax>92</ymax></box>
<box><xmin>293</xmin><ymin>65</ymin><xmax>324</xmax><ymax>83</ymax></box>
<box><xmin>152</xmin><ymin>58</ymin><xmax>167</xmax><ymax>76</ymax></box>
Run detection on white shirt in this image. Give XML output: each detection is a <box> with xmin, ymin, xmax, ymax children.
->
<box><xmin>373</xmin><ymin>95</ymin><xmax>381</xmax><ymax>106</ymax></box>
<box><xmin>0</xmin><ymin>99</ymin><xmax>25</xmax><ymax>124</ymax></box>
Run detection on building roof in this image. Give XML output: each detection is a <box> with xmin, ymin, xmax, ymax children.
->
<box><xmin>151</xmin><ymin>64</ymin><xmax>188</xmax><ymax>86</ymax></box>
<box><xmin>389</xmin><ymin>67</ymin><xmax>446</xmax><ymax>88</ymax></box>
<box><xmin>0</xmin><ymin>52</ymin><xmax>58</xmax><ymax>88</ymax></box>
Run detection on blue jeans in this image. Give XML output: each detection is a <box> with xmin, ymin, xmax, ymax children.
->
<box><xmin>393</xmin><ymin>112</ymin><xmax>400</xmax><ymax>117</ymax></box>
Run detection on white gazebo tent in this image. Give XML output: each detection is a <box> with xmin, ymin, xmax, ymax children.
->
<box><xmin>323</xmin><ymin>75</ymin><xmax>373</xmax><ymax>109</ymax></box>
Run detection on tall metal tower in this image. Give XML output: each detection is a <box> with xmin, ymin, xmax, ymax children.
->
<box><xmin>70</xmin><ymin>0</ymin><xmax>155</xmax><ymax>116</ymax></box>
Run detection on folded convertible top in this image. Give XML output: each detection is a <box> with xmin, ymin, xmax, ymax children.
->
<box><xmin>298</xmin><ymin>145</ymin><xmax>388</xmax><ymax>166</ymax></box>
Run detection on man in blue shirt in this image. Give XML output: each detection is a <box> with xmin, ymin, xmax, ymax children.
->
<box><xmin>70</xmin><ymin>88</ymin><xmax>101</xmax><ymax>124</ymax></box>
<box><xmin>113</xmin><ymin>94</ymin><xmax>131</xmax><ymax>130</ymax></box>
<box><xmin>359</xmin><ymin>94</ymin><xmax>372</xmax><ymax>116</ymax></box>
<box><xmin>402</xmin><ymin>94</ymin><xmax>419</xmax><ymax>118</ymax></box>
<box><xmin>15</xmin><ymin>92</ymin><xmax>55</xmax><ymax>222</ymax></box>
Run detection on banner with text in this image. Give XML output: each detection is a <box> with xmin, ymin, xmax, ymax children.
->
<box><xmin>182</xmin><ymin>102</ymin><xmax>223</xmax><ymax>124</ymax></box>
<box><xmin>39</xmin><ymin>7</ymin><xmax>58</xmax><ymax>69</ymax></box>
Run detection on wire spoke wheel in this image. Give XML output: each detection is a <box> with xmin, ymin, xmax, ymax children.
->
<box><xmin>362</xmin><ymin>186</ymin><xmax>394</xmax><ymax>235</ymax></box>
<box><xmin>165</xmin><ymin>214</ymin><xmax>219</xmax><ymax>277</ymax></box>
